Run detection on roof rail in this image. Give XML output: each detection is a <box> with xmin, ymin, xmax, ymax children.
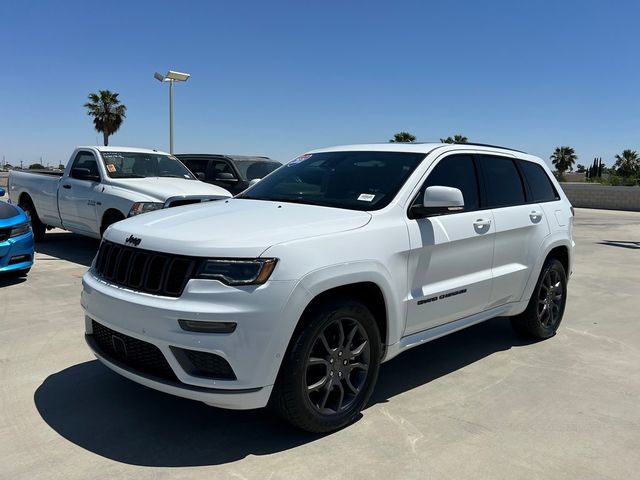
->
<box><xmin>450</xmin><ymin>142</ymin><xmax>526</xmax><ymax>153</ymax></box>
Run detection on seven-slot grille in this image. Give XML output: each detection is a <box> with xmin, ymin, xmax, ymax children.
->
<box><xmin>94</xmin><ymin>240</ymin><xmax>199</xmax><ymax>297</ymax></box>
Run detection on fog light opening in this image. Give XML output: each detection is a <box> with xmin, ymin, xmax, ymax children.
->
<box><xmin>178</xmin><ymin>319</ymin><xmax>237</xmax><ymax>334</ymax></box>
<box><xmin>8</xmin><ymin>254</ymin><xmax>31</xmax><ymax>265</ymax></box>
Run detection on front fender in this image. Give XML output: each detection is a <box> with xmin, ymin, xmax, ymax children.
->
<box><xmin>298</xmin><ymin>261</ymin><xmax>404</xmax><ymax>348</ymax></box>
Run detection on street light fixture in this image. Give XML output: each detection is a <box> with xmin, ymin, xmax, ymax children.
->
<box><xmin>154</xmin><ymin>70</ymin><xmax>191</xmax><ymax>153</ymax></box>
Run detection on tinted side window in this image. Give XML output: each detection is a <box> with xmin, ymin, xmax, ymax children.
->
<box><xmin>184</xmin><ymin>159</ymin><xmax>208</xmax><ymax>176</ymax></box>
<box><xmin>478</xmin><ymin>156</ymin><xmax>525</xmax><ymax>208</ymax></box>
<box><xmin>420</xmin><ymin>155</ymin><xmax>479</xmax><ymax>211</ymax></box>
<box><xmin>71</xmin><ymin>152</ymin><xmax>99</xmax><ymax>179</ymax></box>
<box><xmin>210</xmin><ymin>160</ymin><xmax>237</xmax><ymax>179</ymax></box>
<box><xmin>518</xmin><ymin>160</ymin><xmax>559</xmax><ymax>202</ymax></box>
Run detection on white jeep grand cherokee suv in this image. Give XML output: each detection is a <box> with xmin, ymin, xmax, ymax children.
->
<box><xmin>82</xmin><ymin>143</ymin><xmax>574</xmax><ymax>432</ymax></box>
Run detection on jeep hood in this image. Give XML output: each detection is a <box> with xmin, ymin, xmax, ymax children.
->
<box><xmin>105</xmin><ymin>199</ymin><xmax>372</xmax><ymax>257</ymax></box>
<box><xmin>108</xmin><ymin>177</ymin><xmax>231</xmax><ymax>202</ymax></box>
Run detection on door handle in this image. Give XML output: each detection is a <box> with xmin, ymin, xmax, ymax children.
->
<box><xmin>62</xmin><ymin>184</ymin><xmax>72</xmax><ymax>189</ymax></box>
<box><xmin>529</xmin><ymin>210</ymin><xmax>543</xmax><ymax>222</ymax></box>
<box><xmin>473</xmin><ymin>218</ymin><xmax>491</xmax><ymax>227</ymax></box>
<box><xmin>473</xmin><ymin>218</ymin><xmax>491</xmax><ymax>234</ymax></box>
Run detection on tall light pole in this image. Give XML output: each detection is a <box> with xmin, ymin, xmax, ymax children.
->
<box><xmin>154</xmin><ymin>70</ymin><xmax>190</xmax><ymax>153</ymax></box>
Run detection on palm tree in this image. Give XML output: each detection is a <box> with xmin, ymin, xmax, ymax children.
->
<box><xmin>84</xmin><ymin>90</ymin><xmax>127</xmax><ymax>146</ymax></box>
<box><xmin>614</xmin><ymin>150</ymin><xmax>640</xmax><ymax>177</ymax></box>
<box><xmin>440</xmin><ymin>134</ymin><xmax>468</xmax><ymax>144</ymax></box>
<box><xmin>550</xmin><ymin>146</ymin><xmax>577</xmax><ymax>174</ymax></box>
<box><xmin>389</xmin><ymin>132</ymin><xmax>416</xmax><ymax>143</ymax></box>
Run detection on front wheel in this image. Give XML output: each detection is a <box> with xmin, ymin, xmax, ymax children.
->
<box><xmin>275</xmin><ymin>298</ymin><xmax>381</xmax><ymax>433</ymax></box>
<box><xmin>511</xmin><ymin>258</ymin><xmax>567</xmax><ymax>339</ymax></box>
<box><xmin>100</xmin><ymin>211</ymin><xmax>125</xmax><ymax>237</ymax></box>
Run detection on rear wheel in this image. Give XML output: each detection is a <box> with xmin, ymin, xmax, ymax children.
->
<box><xmin>18</xmin><ymin>198</ymin><xmax>45</xmax><ymax>242</ymax></box>
<box><xmin>275</xmin><ymin>298</ymin><xmax>381</xmax><ymax>432</ymax></box>
<box><xmin>511</xmin><ymin>258</ymin><xmax>567</xmax><ymax>339</ymax></box>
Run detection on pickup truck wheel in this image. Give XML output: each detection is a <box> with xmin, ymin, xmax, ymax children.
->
<box><xmin>100</xmin><ymin>211</ymin><xmax>125</xmax><ymax>237</ymax></box>
<box><xmin>19</xmin><ymin>200</ymin><xmax>46</xmax><ymax>242</ymax></box>
<box><xmin>511</xmin><ymin>258</ymin><xmax>567</xmax><ymax>339</ymax></box>
<box><xmin>275</xmin><ymin>298</ymin><xmax>381</xmax><ymax>433</ymax></box>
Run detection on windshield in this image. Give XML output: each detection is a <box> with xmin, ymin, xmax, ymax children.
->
<box><xmin>233</xmin><ymin>160</ymin><xmax>281</xmax><ymax>180</ymax></box>
<box><xmin>237</xmin><ymin>151</ymin><xmax>426</xmax><ymax>211</ymax></box>
<box><xmin>101</xmin><ymin>152</ymin><xmax>196</xmax><ymax>179</ymax></box>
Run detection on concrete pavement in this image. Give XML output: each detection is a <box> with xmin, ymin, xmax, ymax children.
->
<box><xmin>1</xmin><ymin>209</ymin><xmax>639</xmax><ymax>479</ymax></box>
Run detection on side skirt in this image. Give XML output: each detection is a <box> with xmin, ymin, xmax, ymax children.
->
<box><xmin>383</xmin><ymin>304</ymin><xmax>515</xmax><ymax>362</ymax></box>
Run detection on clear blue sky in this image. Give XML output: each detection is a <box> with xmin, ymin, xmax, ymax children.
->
<box><xmin>1</xmin><ymin>0</ymin><xmax>639</xmax><ymax>167</ymax></box>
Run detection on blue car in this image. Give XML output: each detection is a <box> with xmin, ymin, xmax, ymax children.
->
<box><xmin>0</xmin><ymin>186</ymin><xmax>34</xmax><ymax>277</ymax></box>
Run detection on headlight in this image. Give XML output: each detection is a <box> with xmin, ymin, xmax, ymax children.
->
<box><xmin>196</xmin><ymin>258</ymin><xmax>277</xmax><ymax>285</ymax></box>
<box><xmin>10</xmin><ymin>223</ymin><xmax>31</xmax><ymax>238</ymax></box>
<box><xmin>128</xmin><ymin>202</ymin><xmax>164</xmax><ymax>217</ymax></box>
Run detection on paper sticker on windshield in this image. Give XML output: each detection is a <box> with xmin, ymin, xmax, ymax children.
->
<box><xmin>106</xmin><ymin>164</ymin><xmax>116</xmax><ymax>173</ymax></box>
<box><xmin>288</xmin><ymin>154</ymin><xmax>312</xmax><ymax>166</ymax></box>
<box><xmin>358</xmin><ymin>193</ymin><xmax>376</xmax><ymax>202</ymax></box>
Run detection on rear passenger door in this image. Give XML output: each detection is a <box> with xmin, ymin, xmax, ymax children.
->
<box><xmin>404</xmin><ymin>154</ymin><xmax>495</xmax><ymax>335</ymax></box>
<box><xmin>477</xmin><ymin>155</ymin><xmax>551</xmax><ymax>307</ymax></box>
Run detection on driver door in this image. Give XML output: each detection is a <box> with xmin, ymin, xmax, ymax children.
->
<box><xmin>58</xmin><ymin>151</ymin><xmax>101</xmax><ymax>235</ymax></box>
<box><xmin>404</xmin><ymin>154</ymin><xmax>495</xmax><ymax>335</ymax></box>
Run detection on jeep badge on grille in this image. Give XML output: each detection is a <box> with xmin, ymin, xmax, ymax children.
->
<box><xmin>125</xmin><ymin>235</ymin><xmax>142</xmax><ymax>247</ymax></box>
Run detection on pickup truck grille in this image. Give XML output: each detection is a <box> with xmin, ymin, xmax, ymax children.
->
<box><xmin>94</xmin><ymin>240</ymin><xmax>199</xmax><ymax>297</ymax></box>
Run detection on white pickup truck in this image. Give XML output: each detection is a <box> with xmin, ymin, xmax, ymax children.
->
<box><xmin>8</xmin><ymin>146</ymin><xmax>231</xmax><ymax>240</ymax></box>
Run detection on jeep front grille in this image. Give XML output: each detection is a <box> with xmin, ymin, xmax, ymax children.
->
<box><xmin>94</xmin><ymin>240</ymin><xmax>199</xmax><ymax>297</ymax></box>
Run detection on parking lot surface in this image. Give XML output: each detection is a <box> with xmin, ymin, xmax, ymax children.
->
<box><xmin>1</xmin><ymin>208</ymin><xmax>639</xmax><ymax>479</ymax></box>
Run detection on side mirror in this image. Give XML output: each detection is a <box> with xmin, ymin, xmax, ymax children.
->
<box><xmin>72</xmin><ymin>167</ymin><xmax>100</xmax><ymax>182</ymax></box>
<box><xmin>195</xmin><ymin>172</ymin><xmax>205</xmax><ymax>181</ymax></box>
<box><xmin>411</xmin><ymin>186</ymin><xmax>464</xmax><ymax>218</ymax></box>
<box><xmin>0</xmin><ymin>187</ymin><xmax>5</xmax><ymax>197</ymax></box>
<box><xmin>215</xmin><ymin>172</ymin><xmax>237</xmax><ymax>182</ymax></box>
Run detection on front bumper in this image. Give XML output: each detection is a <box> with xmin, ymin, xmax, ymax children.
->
<box><xmin>82</xmin><ymin>270</ymin><xmax>307</xmax><ymax>409</ymax></box>
<box><xmin>0</xmin><ymin>231</ymin><xmax>34</xmax><ymax>273</ymax></box>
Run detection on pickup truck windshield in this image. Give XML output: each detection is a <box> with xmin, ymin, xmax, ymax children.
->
<box><xmin>101</xmin><ymin>152</ymin><xmax>196</xmax><ymax>179</ymax></box>
<box><xmin>237</xmin><ymin>151</ymin><xmax>425</xmax><ymax>211</ymax></box>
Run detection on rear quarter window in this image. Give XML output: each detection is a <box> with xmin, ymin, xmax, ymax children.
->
<box><xmin>517</xmin><ymin>160</ymin><xmax>560</xmax><ymax>202</ymax></box>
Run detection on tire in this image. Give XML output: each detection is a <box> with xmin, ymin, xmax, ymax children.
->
<box><xmin>275</xmin><ymin>297</ymin><xmax>381</xmax><ymax>433</ymax></box>
<box><xmin>100</xmin><ymin>211</ymin><xmax>125</xmax><ymax>237</ymax></box>
<box><xmin>511</xmin><ymin>258</ymin><xmax>567</xmax><ymax>339</ymax></box>
<box><xmin>18</xmin><ymin>198</ymin><xmax>46</xmax><ymax>242</ymax></box>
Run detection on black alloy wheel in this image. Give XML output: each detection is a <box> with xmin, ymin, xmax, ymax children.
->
<box><xmin>305</xmin><ymin>316</ymin><xmax>371</xmax><ymax>414</ymax></box>
<box><xmin>537</xmin><ymin>267</ymin><xmax>564</xmax><ymax>329</ymax></box>
<box><xmin>276</xmin><ymin>298</ymin><xmax>381</xmax><ymax>432</ymax></box>
<box><xmin>511</xmin><ymin>258</ymin><xmax>567</xmax><ymax>339</ymax></box>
